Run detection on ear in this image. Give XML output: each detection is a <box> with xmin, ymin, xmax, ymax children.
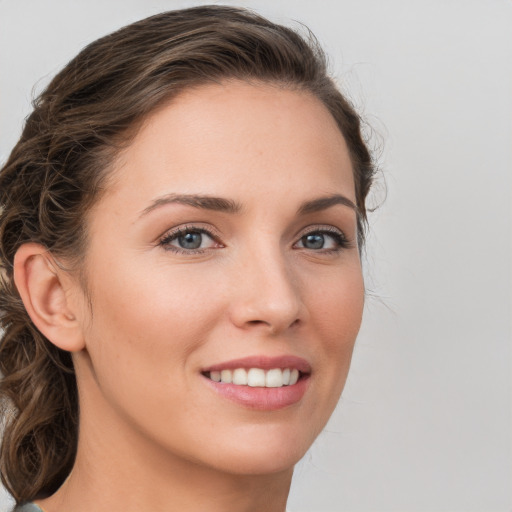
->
<box><xmin>13</xmin><ymin>243</ymin><xmax>86</xmax><ymax>352</ymax></box>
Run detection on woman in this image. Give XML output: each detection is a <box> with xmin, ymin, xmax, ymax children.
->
<box><xmin>0</xmin><ymin>6</ymin><xmax>375</xmax><ymax>512</ymax></box>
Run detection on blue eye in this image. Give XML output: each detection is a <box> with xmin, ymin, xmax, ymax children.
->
<box><xmin>160</xmin><ymin>227</ymin><xmax>219</xmax><ymax>252</ymax></box>
<box><xmin>301</xmin><ymin>233</ymin><xmax>326</xmax><ymax>249</ymax></box>
<box><xmin>177</xmin><ymin>231</ymin><xmax>203</xmax><ymax>250</ymax></box>
<box><xmin>295</xmin><ymin>229</ymin><xmax>347</xmax><ymax>251</ymax></box>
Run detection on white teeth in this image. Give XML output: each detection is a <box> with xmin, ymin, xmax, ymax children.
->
<box><xmin>220</xmin><ymin>369</ymin><xmax>232</xmax><ymax>384</ymax></box>
<box><xmin>232</xmin><ymin>368</ymin><xmax>248</xmax><ymax>385</ymax></box>
<box><xmin>247</xmin><ymin>368</ymin><xmax>266</xmax><ymax>387</ymax></box>
<box><xmin>210</xmin><ymin>367</ymin><xmax>302</xmax><ymax>387</ymax></box>
<box><xmin>265</xmin><ymin>368</ymin><xmax>283</xmax><ymax>388</ymax></box>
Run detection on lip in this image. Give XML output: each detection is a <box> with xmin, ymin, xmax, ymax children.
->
<box><xmin>201</xmin><ymin>355</ymin><xmax>311</xmax><ymax>411</ymax></box>
<box><xmin>202</xmin><ymin>355</ymin><xmax>312</xmax><ymax>374</ymax></box>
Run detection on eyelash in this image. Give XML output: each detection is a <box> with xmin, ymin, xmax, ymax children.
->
<box><xmin>297</xmin><ymin>226</ymin><xmax>351</xmax><ymax>253</ymax></box>
<box><xmin>159</xmin><ymin>225</ymin><xmax>221</xmax><ymax>254</ymax></box>
<box><xmin>158</xmin><ymin>225</ymin><xmax>351</xmax><ymax>254</ymax></box>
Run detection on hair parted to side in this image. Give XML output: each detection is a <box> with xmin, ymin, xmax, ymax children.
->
<box><xmin>0</xmin><ymin>5</ymin><xmax>376</xmax><ymax>503</ymax></box>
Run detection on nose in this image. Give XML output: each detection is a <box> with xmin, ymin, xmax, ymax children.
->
<box><xmin>228</xmin><ymin>247</ymin><xmax>306</xmax><ymax>334</ymax></box>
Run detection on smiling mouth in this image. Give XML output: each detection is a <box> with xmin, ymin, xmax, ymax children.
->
<box><xmin>202</xmin><ymin>357</ymin><xmax>311</xmax><ymax>410</ymax></box>
<box><xmin>203</xmin><ymin>368</ymin><xmax>304</xmax><ymax>388</ymax></box>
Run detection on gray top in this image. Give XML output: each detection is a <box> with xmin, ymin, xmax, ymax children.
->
<box><xmin>13</xmin><ymin>505</ymin><xmax>43</xmax><ymax>512</ymax></box>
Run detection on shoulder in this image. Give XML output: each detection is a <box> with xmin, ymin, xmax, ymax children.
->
<box><xmin>12</xmin><ymin>504</ymin><xmax>43</xmax><ymax>512</ymax></box>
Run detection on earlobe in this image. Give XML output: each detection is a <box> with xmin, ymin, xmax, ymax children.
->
<box><xmin>13</xmin><ymin>243</ymin><xmax>85</xmax><ymax>352</ymax></box>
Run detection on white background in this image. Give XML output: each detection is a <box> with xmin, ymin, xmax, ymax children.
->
<box><xmin>1</xmin><ymin>1</ymin><xmax>511</xmax><ymax>511</ymax></box>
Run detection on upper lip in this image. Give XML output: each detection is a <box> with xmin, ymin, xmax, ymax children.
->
<box><xmin>202</xmin><ymin>355</ymin><xmax>311</xmax><ymax>374</ymax></box>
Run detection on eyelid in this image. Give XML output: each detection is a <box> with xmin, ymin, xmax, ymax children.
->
<box><xmin>297</xmin><ymin>224</ymin><xmax>347</xmax><ymax>240</ymax></box>
<box><xmin>157</xmin><ymin>222</ymin><xmax>221</xmax><ymax>241</ymax></box>
<box><xmin>300</xmin><ymin>224</ymin><xmax>343</xmax><ymax>234</ymax></box>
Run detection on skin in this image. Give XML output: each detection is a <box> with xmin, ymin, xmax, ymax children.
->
<box><xmin>16</xmin><ymin>81</ymin><xmax>364</xmax><ymax>512</ymax></box>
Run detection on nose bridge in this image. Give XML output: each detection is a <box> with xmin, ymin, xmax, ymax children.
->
<box><xmin>230</xmin><ymin>240</ymin><xmax>304</xmax><ymax>333</ymax></box>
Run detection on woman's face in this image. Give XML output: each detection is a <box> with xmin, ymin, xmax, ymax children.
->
<box><xmin>72</xmin><ymin>81</ymin><xmax>364</xmax><ymax>475</ymax></box>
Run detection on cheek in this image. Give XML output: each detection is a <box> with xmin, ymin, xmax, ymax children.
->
<box><xmin>81</xmin><ymin>257</ymin><xmax>230</xmax><ymax>388</ymax></box>
<box><xmin>78</xmin><ymin>267</ymin><xmax>220</xmax><ymax>428</ymax></box>
<box><xmin>305</xmin><ymin>264</ymin><xmax>364</xmax><ymax>398</ymax></box>
<box><xmin>309</xmin><ymin>263</ymin><xmax>365</xmax><ymax>342</ymax></box>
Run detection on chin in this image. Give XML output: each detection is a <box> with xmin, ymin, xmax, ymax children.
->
<box><xmin>215</xmin><ymin>451</ymin><xmax>303</xmax><ymax>477</ymax></box>
<box><xmin>198</xmin><ymin>424</ymin><xmax>316</xmax><ymax>476</ymax></box>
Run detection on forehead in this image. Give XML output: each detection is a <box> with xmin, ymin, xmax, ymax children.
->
<box><xmin>104</xmin><ymin>81</ymin><xmax>355</xmax><ymax>210</ymax></box>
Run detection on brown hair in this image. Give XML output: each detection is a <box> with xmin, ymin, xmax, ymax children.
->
<box><xmin>0</xmin><ymin>5</ymin><xmax>375</xmax><ymax>503</ymax></box>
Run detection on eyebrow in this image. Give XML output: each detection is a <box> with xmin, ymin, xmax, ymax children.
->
<box><xmin>140</xmin><ymin>193</ymin><xmax>243</xmax><ymax>217</ymax></box>
<box><xmin>297</xmin><ymin>194</ymin><xmax>357</xmax><ymax>215</ymax></box>
<box><xmin>140</xmin><ymin>192</ymin><xmax>357</xmax><ymax>218</ymax></box>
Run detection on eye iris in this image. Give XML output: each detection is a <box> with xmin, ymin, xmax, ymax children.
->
<box><xmin>303</xmin><ymin>233</ymin><xmax>324</xmax><ymax>249</ymax></box>
<box><xmin>178</xmin><ymin>232</ymin><xmax>202</xmax><ymax>249</ymax></box>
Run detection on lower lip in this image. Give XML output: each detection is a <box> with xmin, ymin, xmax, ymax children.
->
<box><xmin>203</xmin><ymin>375</ymin><xmax>310</xmax><ymax>411</ymax></box>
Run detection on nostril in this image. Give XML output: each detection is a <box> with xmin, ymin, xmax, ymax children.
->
<box><xmin>244</xmin><ymin>318</ymin><xmax>300</xmax><ymax>332</ymax></box>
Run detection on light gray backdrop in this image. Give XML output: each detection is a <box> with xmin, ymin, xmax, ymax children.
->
<box><xmin>1</xmin><ymin>1</ymin><xmax>510</xmax><ymax>511</ymax></box>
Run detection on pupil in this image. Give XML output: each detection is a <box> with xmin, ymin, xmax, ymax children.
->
<box><xmin>303</xmin><ymin>233</ymin><xmax>324</xmax><ymax>249</ymax></box>
<box><xmin>179</xmin><ymin>232</ymin><xmax>202</xmax><ymax>249</ymax></box>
